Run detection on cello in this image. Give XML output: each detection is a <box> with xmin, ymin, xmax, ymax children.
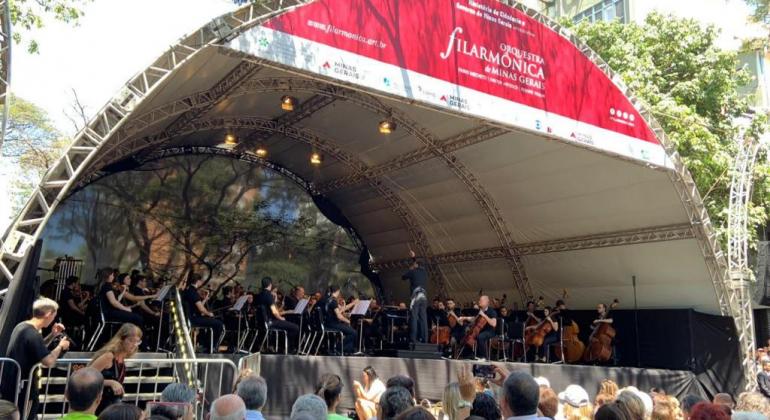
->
<box><xmin>453</xmin><ymin>312</ymin><xmax>488</xmax><ymax>359</ymax></box>
<box><xmin>583</xmin><ymin>299</ymin><xmax>619</xmax><ymax>363</ymax></box>
<box><xmin>525</xmin><ymin>307</ymin><xmax>558</xmax><ymax>348</ymax></box>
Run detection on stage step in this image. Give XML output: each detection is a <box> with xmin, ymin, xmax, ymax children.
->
<box><xmin>374</xmin><ymin>343</ymin><xmax>443</xmax><ymax>359</ymax></box>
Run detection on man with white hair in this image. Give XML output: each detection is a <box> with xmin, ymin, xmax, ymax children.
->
<box><xmin>0</xmin><ymin>297</ymin><xmax>70</xmax><ymax>418</ymax></box>
<box><xmin>236</xmin><ymin>375</ymin><xmax>268</xmax><ymax>420</ymax></box>
<box><xmin>291</xmin><ymin>394</ymin><xmax>328</xmax><ymax>420</ymax></box>
<box><xmin>758</xmin><ymin>357</ymin><xmax>770</xmax><ymax>399</ymax></box>
<box><xmin>210</xmin><ymin>394</ymin><xmax>247</xmax><ymax>420</ymax></box>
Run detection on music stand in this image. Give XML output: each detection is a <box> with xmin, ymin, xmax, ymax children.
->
<box><xmin>351</xmin><ymin>300</ymin><xmax>371</xmax><ymax>355</ymax></box>
<box><xmin>292</xmin><ymin>298</ymin><xmax>309</xmax><ymax>314</ymax></box>
<box><xmin>230</xmin><ymin>295</ymin><xmax>249</xmax><ymax>353</ymax></box>
<box><xmin>289</xmin><ymin>298</ymin><xmax>309</xmax><ymax>354</ymax></box>
<box><xmin>153</xmin><ymin>285</ymin><xmax>172</xmax><ymax>351</ymax></box>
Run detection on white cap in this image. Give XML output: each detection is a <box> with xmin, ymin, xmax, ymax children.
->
<box><xmin>534</xmin><ymin>377</ymin><xmax>550</xmax><ymax>388</ymax></box>
<box><xmin>558</xmin><ymin>384</ymin><xmax>589</xmax><ymax>408</ymax></box>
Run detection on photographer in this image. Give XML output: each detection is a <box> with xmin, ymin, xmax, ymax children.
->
<box><xmin>0</xmin><ymin>297</ymin><xmax>70</xmax><ymax>419</ymax></box>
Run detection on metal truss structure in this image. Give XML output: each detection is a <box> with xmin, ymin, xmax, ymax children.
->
<box><xmin>0</xmin><ymin>0</ymin><xmax>749</xmax><ymax>382</ymax></box>
<box><xmin>372</xmin><ymin>223</ymin><xmax>695</xmax><ymax>271</ymax></box>
<box><xmin>727</xmin><ymin>125</ymin><xmax>770</xmax><ymax>390</ymax></box>
<box><xmin>0</xmin><ymin>0</ymin><xmax>11</xmax><ymax>150</ymax></box>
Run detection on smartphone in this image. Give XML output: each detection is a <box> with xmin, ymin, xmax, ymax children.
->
<box><xmin>472</xmin><ymin>364</ymin><xmax>496</xmax><ymax>379</ymax></box>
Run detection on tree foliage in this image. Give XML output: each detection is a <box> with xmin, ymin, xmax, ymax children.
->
<box><xmin>10</xmin><ymin>0</ymin><xmax>91</xmax><ymax>53</ymax></box>
<box><xmin>569</xmin><ymin>12</ymin><xmax>770</xmax><ymax>245</ymax></box>
<box><xmin>745</xmin><ymin>0</ymin><xmax>770</xmax><ymax>23</ymax></box>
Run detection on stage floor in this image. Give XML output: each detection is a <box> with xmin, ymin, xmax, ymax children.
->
<box><xmin>236</xmin><ymin>354</ymin><xmax>707</xmax><ymax>418</ymax></box>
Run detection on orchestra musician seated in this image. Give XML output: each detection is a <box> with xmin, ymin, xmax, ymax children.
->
<box><xmin>525</xmin><ymin>306</ymin><xmax>559</xmax><ymax>362</ymax></box>
<box><xmin>255</xmin><ymin>277</ymin><xmax>300</xmax><ymax>353</ymax></box>
<box><xmin>319</xmin><ymin>285</ymin><xmax>358</xmax><ymax>355</ymax></box>
<box><xmin>182</xmin><ymin>273</ymin><xmax>224</xmax><ymax>353</ymax></box>
<box><xmin>59</xmin><ymin>275</ymin><xmax>89</xmax><ymax>333</ymax></box>
<box><xmin>455</xmin><ymin>295</ymin><xmax>498</xmax><ymax>361</ymax></box>
<box><xmin>96</xmin><ymin>268</ymin><xmax>143</xmax><ymax>325</ymax></box>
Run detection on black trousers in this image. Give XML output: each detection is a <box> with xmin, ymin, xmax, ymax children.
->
<box><xmin>476</xmin><ymin>329</ymin><xmax>496</xmax><ymax>359</ymax></box>
<box><xmin>105</xmin><ymin>308</ymin><xmax>143</xmax><ymax>325</ymax></box>
<box><xmin>410</xmin><ymin>298</ymin><xmax>428</xmax><ymax>345</ymax></box>
<box><xmin>326</xmin><ymin>322</ymin><xmax>358</xmax><ymax>354</ymax></box>
<box><xmin>190</xmin><ymin>316</ymin><xmax>224</xmax><ymax>352</ymax></box>
<box><xmin>268</xmin><ymin>319</ymin><xmax>300</xmax><ymax>350</ymax></box>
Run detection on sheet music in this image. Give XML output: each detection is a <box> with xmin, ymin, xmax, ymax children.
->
<box><xmin>292</xmin><ymin>298</ymin><xmax>309</xmax><ymax>314</ymax></box>
<box><xmin>231</xmin><ymin>295</ymin><xmax>249</xmax><ymax>311</ymax></box>
<box><xmin>351</xmin><ymin>300</ymin><xmax>371</xmax><ymax>316</ymax></box>
<box><xmin>154</xmin><ymin>285</ymin><xmax>172</xmax><ymax>302</ymax></box>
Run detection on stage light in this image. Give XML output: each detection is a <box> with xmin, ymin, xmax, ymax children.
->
<box><xmin>255</xmin><ymin>146</ymin><xmax>268</xmax><ymax>158</ymax></box>
<box><xmin>378</xmin><ymin>119</ymin><xmax>396</xmax><ymax>134</ymax></box>
<box><xmin>281</xmin><ymin>95</ymin><xmax>298</xmax><ymax>111</ymax></box>
<box><xmin>310</xmin><ymin>152</ymin><xmax>323</xmax><ymax>165</ymax></box>
<box><xmin>219</xmin><ymin>133</ymin><xmax>238</xmax><ymax>149</ymax></box>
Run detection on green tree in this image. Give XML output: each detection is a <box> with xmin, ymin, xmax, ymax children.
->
<box><xmin>2</xmin><ymin>95</ymin><xmax>69</xmax><ymax>214</ymax></box>
<box><xmin>744</xmin><ymin>0</ymin><xmax>770</xmax><ymax>23</ymax></box>
<box><xmin>569</xmin><ymin>12</ymin><xmax>770</xmax><ymax>246</ymax></box>
<box><xmin>11</xmin><ymin>0</ymin><xmax>92</xmax><ymax>53</ymax></box>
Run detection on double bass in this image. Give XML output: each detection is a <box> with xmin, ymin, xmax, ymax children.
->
<box><xmin>583</xmin><ymin>299</ymin><xmax>619</xmax><ymax>363</ymax></box>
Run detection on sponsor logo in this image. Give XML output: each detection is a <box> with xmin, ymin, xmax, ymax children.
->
<box><xmin>258</xmin><ymin>37</ymin><xmax>269</xmax><ymax>49</ymax></box>
<box><xmin>535</xmin><ymin>119</ymin><xmax>542</xmax><ymax>130</ymax></box>
<box><xmin>609</xmin><ymin>107</ymin><xmax>636</xmax><ymax>127</ymax></box>
<box><xmin>570</xmin><ymin>131</ymin><xmax>594</xmax><ymax>145</ymax></box>
<box><xmin>417</xmin><ymin>85</ymin><xmax>438</xmax><ymax>100</ymax></box>
<box><xmin>333</xmin><ymin>62</ymin><xmax>360</xmax><ymax>79</ymax></box>
<box><xmin>322</xmin><ymin>61</ymin><xmax>331</xmax><ymax>69</ymax></box>
<box><xmin>440</xmin><ymin>94</ymin><xmax>469</xmax><ymax>110</ymax></box>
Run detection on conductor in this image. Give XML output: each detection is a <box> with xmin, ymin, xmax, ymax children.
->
<box><xmin>402</xmin><ymin>249</ymin><xmax>428</xmax><ymax>346</ymax></box>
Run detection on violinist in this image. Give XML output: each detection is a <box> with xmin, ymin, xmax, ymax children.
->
<box><xmin>59</xmin><ymin>275</ymin><xmax>89</xmax><ymax>332</ymax></box>
<box><xmin>284</xmin><ymin>286</ymin><xmax>305</xmax><ymax>311</ymax></box>
<box><xmin>182</xmin><ymin>273</ymin><xmax>224</xmax><ymax>353</ymax></box>
<box><xmin>255</xmin><ymin>277</ymin><xmax>299</xmax><ymax>353</ymax></box>
<box><xmin>320</xmin><ymin>285</ymin><xmax>359</xmax><ymax>355</ymax></box>
<box><xmin>456</xmin><ymin>295</ymin><xmax>497</xmax><ymax>360</ymax></box>
<box><xmin>97</xmin><ymin>268</ymin><xmax>143</xmax><ymax>325</ymax></box>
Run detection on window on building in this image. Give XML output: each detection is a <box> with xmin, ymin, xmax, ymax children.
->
<box><xmin>573</xmin><ymin>0</ymin><xmax>627</xmax><ymax>24</ymax></box>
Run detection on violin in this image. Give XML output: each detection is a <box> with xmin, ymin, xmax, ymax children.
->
<box><xmin>583</xmin><ymin>299</ymin><xmax>619</xmax><ymax>363</ymax></box>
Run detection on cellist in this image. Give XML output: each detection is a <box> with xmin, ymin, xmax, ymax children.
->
<box><xmin>456</xmin><ymin>295</ymin><xmax>497</xmax><ymax>360</ymax></box>
<box><xmin>526</xmin><ymin>306</ymin><xmax>559</xmax><ymax>362</ymax></box>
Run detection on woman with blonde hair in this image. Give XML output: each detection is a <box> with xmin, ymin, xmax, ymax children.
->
<box><xmin>559</xmin><ymin>385</ymin><xmax>593</xmax><ymax>420</ymax></box>
<box><xmin>89</xmin><ymin>323</ymin><xmax>142</xmax><ymax>413</ymax></box>
<box><xmin>353</xmin><ymin>366</ymin><xmax>386</xmax><ymax>420</ymax></box>
<box><xmin>599</xmin><ymin>380</ymin><xmax>619</xmax><ymax>398</ymax></box>
<box><xmin>440</xmin><ymin>382</ymin><xmax>471</xmax><ymax>420</ymax></box>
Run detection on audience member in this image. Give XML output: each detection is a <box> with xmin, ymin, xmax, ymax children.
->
<box><xmin>614</xmin><ymin>391</ymin><xmax>644</xmax><ymax>420</ymax></box>
<box><xmin>354</xmin><ymin>366</ymin><xmax>386</xmax><ymax>420</ymax></box>
<box><xmin>651</xmin><ymin>395</ymin><xmax>680</xmax><ymax>420</ymax></box>
<box><xmin>559</xmin><ymin>384</ymin><xmax>592</xmax><ymax>420</ymax></box>
<box><xmin>470</xmin><ymin>392</ymin><xmax>501</xmax><ymax>420</ymax></box>
<box><xmin>62</xmin><ymin>367</ymin><xmax>104</xmax><ymax>420</ymax></box>
<box><xmin>157</xmin><ymin>383</ymin><xmax>196</xmax><ymax>420</ymax></box>
<box><xmin>379</xmin><ymin>386</ymin><xmax>414</xmax><ymax>420</ymax></box>
<box><xmin>594</xmin><ymin>394</ymin><xmax>615</xmax><ymax>412</ymax></box>
<box><xmin>680</xmin><ymin>395</ymin><xmax>705</xmax><ymax>419</ymax></box>
<box><xmin>0</xmin><ymin>400</ymin><xmax>19</xmax><ymax>420</ymax></box>
<box><xmin>236</xmin><ymin>376</ymin><xmax>268</xmax><ymax>420</ymax></box>
<box><xmin>618</xmin><ymin>388</ymin><xmax>651</xmax><ymax>419</ymax></box>
<box><xmin>441</xmin><ymin>383</ymin><xmax>470</xmax><ymax>420</ymax></box>
<box><xmin>735</xmin><ymin>391</ymin><xmax>770</xmax><ymax>417</ymax></box>
<box><xmin>1</xmin><ymin>297</ymin><xmax>69</xmax><ymax>419</ymax></box>
<box><xmin>387</xmin><ymin>376</ymin><xmax>416</xmax><ymax>399</ymax></box>
<box><xmin>498</xmin><ymin>369</ymin><xmax>540</xmax><ymax>420</ymax></box>
<box><xmin>537</xmin><ymin>388</ymin><xmax>558</xmax><ymax>419</ymax></box>
<box><xmin>598</xmin><ymin>381</ymin><xmax>619</xmax><ymax>399</ymax></box>
<box><xmin>687</xmin><ymin>402</ymin><xmax>729</xmax><ymax>420</ymax></box>
<box><xmin>394</xmin><ymin>406</ymin><xmax>435</xmax><ymax>420</ymax></box>
<box><xmin>594</xmin><ymin>402</ymin><xmax>632</xmax><ymax>420</ymax></box>
<box><xmin>291</xmin><ymin>394</ymin><xmax>328</xmax><ymax>420</ymax></box>
<box><xmin>97</xmin><ymin>403</ymin><xmax>144</xmax><ymax>420</ymax></box>
<box><xmin>534</xmin><ymin>377</ymin><xmax>550</xmax><ymax>389</ymax></box>
<box><xmin>316</xmin><ymin>374</ymin><xmax>346</xmax><ymax>420</ymax></box>
<box><xmin>711</xmin><ymin>393</ymin><xmax>733</xmax><ymax>413</ymax></box>
<box><xmin>758</xmin><ymin>358</ymin><xmax>770</xmax><ymax>399</ymax></box>
<box><xmin>210</xmin><ymin>394</ymin><xmax>246</xmax><ymax>420</ymax></box>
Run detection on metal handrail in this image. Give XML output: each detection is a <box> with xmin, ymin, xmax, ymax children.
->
<box><xmin>0</xmin><ymin>357</ymin><xmax>21</xmax><ymax>405</ymax></box>
<box><xmin>25</xmin><ymin>357</ymin><xmax>237</xmax><ymax>420</ymax></box>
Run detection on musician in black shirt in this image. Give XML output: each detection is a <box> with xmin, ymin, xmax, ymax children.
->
<box><xmin>254</xmin><ymin>277</ymin><xmax>299</xmax><ymax>353</ymax></box>
<box><xmin>181</xmin><ymin>273</ymin><xmax>224</xmax><ymax>353</ymax></box>
<box><xmin>457</xmin><ymin>295</ymin><xmax>497</xmax><ymax>360</ymax></box>
<box><xmin>319</xmin><ymin>285</ymin><xmax>358</xmax><ymax>354</ymax></box>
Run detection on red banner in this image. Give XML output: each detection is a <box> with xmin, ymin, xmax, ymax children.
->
<box><xmin>260</xmin><ymin>0</ymin><xmax>659</xmax><ymax>146</ymax></box>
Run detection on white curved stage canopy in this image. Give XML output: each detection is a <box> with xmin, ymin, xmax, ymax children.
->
<box><xmin>0</xmin><ymin>0</ymin><xmax>731</xmax><ymax>314</ymax></box>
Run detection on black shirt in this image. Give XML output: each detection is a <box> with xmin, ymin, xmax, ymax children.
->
<box><xmin>59</xmin><ymin>288</ymin><xmax>76</xmax><ymax>319</ymax></box>
<box><xmin>322</xmin><ymin>297</ymin><xmax>339</xmax><ymax>325</ymax></box>
<box><xmin>255</xmin><ymin>290</ymin><xmax>276</xmax><ymax>320</ymax></box>
<box><xmin>479</xmin><ymin>307</ymin><xmax>497</xmax><ymax>333</ymax></box>
<box><xmin>0</xmin><ymin>323</ymin><xmax>50</xmax><ymax>400</ymax></box>
<box><xmin>182</xmin><ymin>285</ymin><xmax>203</xmax><ymax>317</ymax></box>
<box><xmin>401</xmin><ymin>265</ymin><xmax>428</xmax><ymax>294</ymax></box>
<box><xmin>99</xmin><ymin>283</ymin><xmax>113</xmax><ymax>310</ymax></box>
<box><xmin>284</xmin><ymin>295</ymin><xmax>299</xmax><ymax>311</ymax></box>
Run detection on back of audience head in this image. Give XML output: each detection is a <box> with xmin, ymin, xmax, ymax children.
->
<box><xmin>97</xmin><ymin>403</ymin><xmax>144</xmax><ymax>420</ymax></box>
<box><xmin>615</xmin><ymin>391</ymin><xmax>645</xmax><ymax>420</ymax></box>
<box><xmin>560</xmin><ymin>384</ymin><xmax>592</xmax><ymax>420</ymax></box>
<box><xmin>291</xmin><ymin>394</ymin><xmax>328</xmax><ymax>420</ymax></box>
<box><xmin>236</xmin><ymin>375</ymin><xmax>267</xmax><ymax>412</ymax></box>
<box><xmin>0</xmin><ymin>400</ymin><xmax>19</xmax><ymax>420</ymax></box>
<box><xmin>441</xmin><ymin>382</ymin><xmax>463</xmax><ymax>420</ymax></box>
<box><xmin>595</xmin><ymin>393</ymin><xmax>615</xmax><ymax>410</ymax></box>
<box><xmin>688</xmin><ymin>402</ymin><xmax>730</xmax><ymax>420</ymax></box>
<box><xmin>210</xmin><ymin>394</ymin><xmax>246</xmax><ymax>420</ymax></box>
<box><xmin>680</xmin><ymin>394</ymin><xmax>706</xmax><ymax>418</ymax></box>
<box><xmin>736</xmin><ymin>392</ymin><xmax>770</xmax><ymax>417</ymax></box>
<box><xmin>501</xmin><ymin>371</ymin><xmax>539</xmax><ymax>418</ymax></box>
<box><xmin>316</xmin><ymin>373</ymin><xmax>343</xmax><ymax>410</ymax></box>
<box><xmin>712</xmin><ymin>393</ymin><xmax>734</xmax><ymax>410</ymax></box>
<box><xmin>470</xmin><ymin>392</ymin><xmax>501</xmax><ymax>420</ymax></box>
<box><xmin>599</xmin><ymin>380</ymin><xmax>619</xmax><ymax>398</ymax></box>
<box><xmin>157</xmin><ymin>383</ymin><xmax>196</xmax><ymax>419</ymax></box>
<box><xmin>538</xmin><ymin>387</ymin><xmax>558</xmax><ymax>419</ymax></box>
<box><xmin>380</xmin><ymin>386</ymin><xmax>415</xmax><ymax>420</ymax></box>
<box><xmin>394</xmin><ymin>406</ymin><xmax>436</xmax><ymax>420</ymax></box>
<box><xmin>387</xmin><ymin>375</ymin><xmax>416</xmax><ymax>398</ymax></box>
<box><xmin>66</xmin><ymin>367</ymin><xmax>104</xmax><ymax>413</ymax></box>
<box><xmin>595</xmin><ymin>401</ymin><xmax>633</xmax><ymax>420</ymax></box>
